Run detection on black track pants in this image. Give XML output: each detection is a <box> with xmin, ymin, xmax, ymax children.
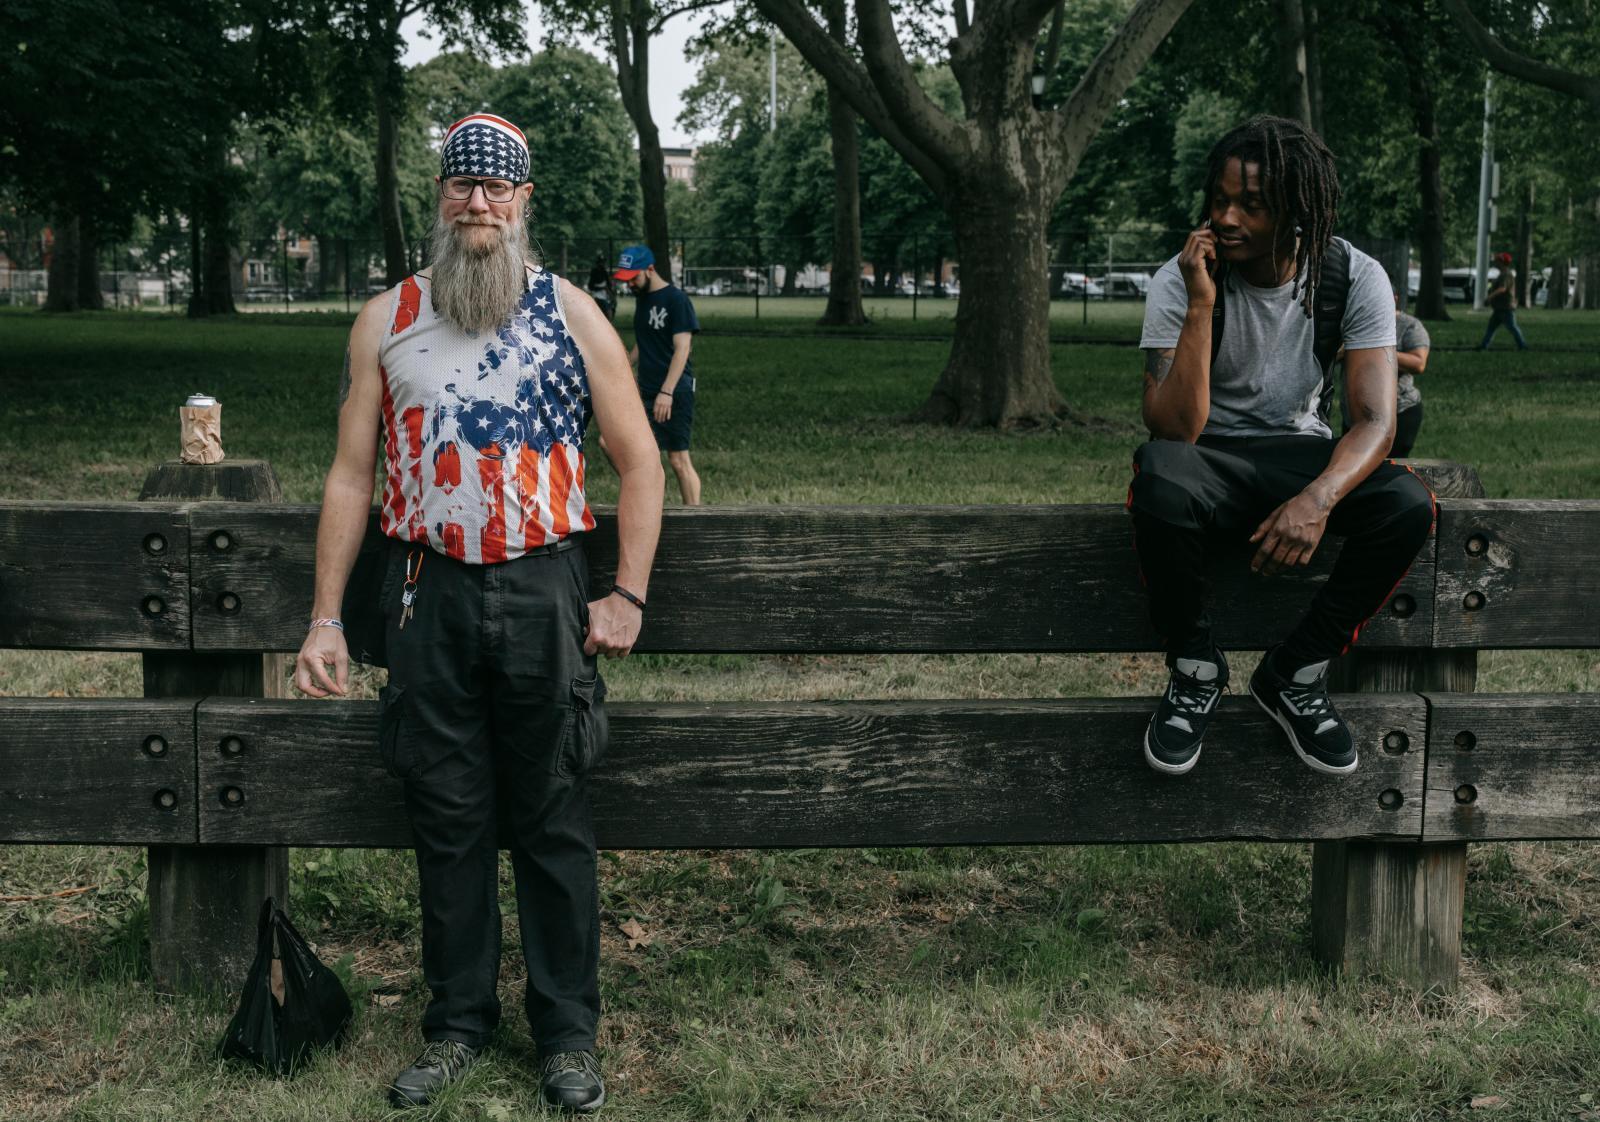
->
<box><xmin>1127</xmin><ymin>436</ymin><xmax>1436</xmax><ymax>666</ymax></box>
<box><xmin>377</xmin><ymin>537</ymin><xmax>607</xmax><ymax>1057</ymax></box>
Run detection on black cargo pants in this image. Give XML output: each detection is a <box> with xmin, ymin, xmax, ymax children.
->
<box><xmin>1127</xmin><ymin>436</ymin><xmax>1436</xmax><ymax>667</ymax></box>
<box><xmin>376</xmin><ymin>535</ymin><xmax>608</xmax><ymax>1057</ymax></box>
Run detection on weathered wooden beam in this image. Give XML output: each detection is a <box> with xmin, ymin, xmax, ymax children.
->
<box><xmin>1434</xmin><ymin>499</ymin><xmax>1600</xmax><ymax>649</ymax></box>
<box><xmin>184</xmin><ymin>504</ymin><xmax>1435</xmax><ymax>655</ymax></box>
<box><xmin>0</xmin><ymin>698</ymin><xmax>198</xmax><ymax>844</ymax></box>
<box><xmin>141</xmin><ymin>461</ymin><xmax>288</xmax><ymax>996</ymax></box>
<box><xmin>1421</xmin><ymin>693</ymin><xmax>1600</xmax><ymax>841</ymax></box>
<box><xmin>0</xmin><ymin>502</ymin><xmax>191</xmax><ymax>650</ymax></box>
<box><xmin>1312</xmin><ymin>466</ymin><xmax>1484</xmax><ymax>991</ymax></box>
<box><xmin>195</xmin><ymin>695</ymin><xmax>1427</xmax><ymax>849</ymax></box>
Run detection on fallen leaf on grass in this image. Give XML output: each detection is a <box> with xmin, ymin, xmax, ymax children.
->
<box><xmin>1471</xmin><ymin>1096</ymin><xmax>1505</xmax><ymax>1110</ymax></box>
<box><xmin>619</xmin><ymin>919</ymin><xmax>652</xmax><ymax>950</ymax></box>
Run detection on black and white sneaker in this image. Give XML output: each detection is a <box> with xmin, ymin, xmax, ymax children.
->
<box><xmin>1249</xmin><ymin>648</ymin><xmax>1358</xmax><ymax>775</ymax></box>
<box><xmin>1144</xmin><ymin>649</ymin><xmax>1229</xmax><ymax>776</ymax></box>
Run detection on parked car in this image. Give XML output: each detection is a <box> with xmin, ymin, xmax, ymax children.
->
<box><xmin>1440</xmin><ymin>269</ymin><xmax>1473</xmax><ymax>303</ymax></box>
<box><xmin>1534</xmin><ymin>266</ymin><xmax>1577</xmax><ymax>308</ymax></box>
<box><xmin>243</xmin><ymin>286</ymin><xmax>293</xmax><ymax>303</ymax></box>
<box><xmin>1059</xmin><ymin>272</ymin><xmax>1104</xmax><ymax>298</ymax></box>
<box><xmin>1101</xmin><ymin>272</ymin><xmax>1151</xmax><ymax>299</ymax></box>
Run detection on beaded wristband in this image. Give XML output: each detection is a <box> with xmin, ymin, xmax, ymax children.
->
<box><xmin>308</xmin><ymin>617</ymin><xmax>345</xmax><ymax>632</ymax></box>
<box><xmin>611</xmin><ymin>585</ymin><xmax>646</xmax><ymax>612</ymax></box>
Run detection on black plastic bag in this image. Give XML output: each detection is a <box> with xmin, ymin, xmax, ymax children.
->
<box><xmin>340</xmin><ymin>529</ymin><xmax>389</xmax><ymax>668</ymax></box>
<box><xmin>218</xmin><ymin>897</ymin><xmax>353</xmax><ymax>1075</ymax></box>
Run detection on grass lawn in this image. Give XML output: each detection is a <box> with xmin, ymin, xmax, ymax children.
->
<box><xmin>2</xmin><ymin>305</ymin><xmax>1598</xmax><ymax>1121</ymax></box>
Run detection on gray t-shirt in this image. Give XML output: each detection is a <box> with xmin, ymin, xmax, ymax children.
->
<box><xmin>1393</xmin><ymin>310</ymin><xmax>1429</xmax><ymax>413</ymax></box>
<box><xmin>1339</xmin><ymin>310</ymin><xmax>1429</xmax><ymax>428</ymax></box>
<box><xmin>1139</xmin><ymin>237</ymin><xmax>1397</xmax><ymax>439</ymax></box>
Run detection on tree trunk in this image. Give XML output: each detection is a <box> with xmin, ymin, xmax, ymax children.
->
<box><xmin>375</xmin><ymin>65</ymin><xmax>409</xmax><ymax>287</ymax></box>
<box><xmin>1049</xmin><ymin>233</ymin><xmax>1072</xmax><ymax>301</ymax></box>
<box><xmin>1548</xmin><ymin>256</ymin><xmax>1570</xmax><ymax>310</ymax></box>
<box><xmin>202</xmin><ymin>218</ymin><xmax>236</xmax><ymax>316</ymax></box>
<box><xmin>1402</xmin><ymin>36</ymin><xmax>1449</xmax><ymax>321</ymax></box>
<box><xmin>44</xmin><ymin>213</ymin><xmax>80</xmax><ymax>312</ymax></box>
<box><xmin>187</xmin><ymin>193</ymin><xmax>206</xmax><ymax>317</ymax></box>
<box><xmin>187</xmin><ymin>134</ymin><xmax>237</xmax><ymax>317</ymax></box>
<box><xmin>781</xmin><ymin>255</ymin><xmax>799</xmax><ymax>295</ymax></box>
<box><xmin>871</xmin><ymin>254</ymin><xmax>891</xmax><ymax>294</ymax></box>
<box><xmin>1276</xmin><ymin>0</ymin><xmax>1314</xmax><ymax>127</ymax></box>
<box><xmin>611</xmin><ymin>6</ymin><xmax>672</xmax><ymax>286</ymax></box>
<box><xmin>817</xmin><ymin>0</ymin><xmax>867</xmax><ymax>326</ymax></box>
<box><xmin>634</xmin><ymin>123</ymin><xmax>672</xmax><ymax>286</ymax></box>
<box><xmin>1586</xmin><ymin>197</ymin><xmax>1600</xmax><ymax>310</ymax></box>
<box><xmin>315</xmin><ymin>235</ymin><xmax>335</xmax><ymax>297</ymax></box>
<box><xmin>914</xmin><ymin>186</ymin><xmax>1064</xmax><ymax>427</ymax></box>
<box><xmin>75</xmin><ymin>215</ymin><xmax>104</xmax><ymax>310</ymax></box>
<box><xmin>1515</xmin><ymin>182</ymin><xmax>1533</xmax><ymax>307</ymax></box>
<box><xmin>1304</xmin><ymin>0</ymin><xmax>1325</xmax><ymax>134</ymax></box>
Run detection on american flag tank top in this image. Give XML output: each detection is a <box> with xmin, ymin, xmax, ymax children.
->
<box><xmin>376</xmin><ymin>266</ymin><xmax>597</xmax><ymax>563</ymax></box>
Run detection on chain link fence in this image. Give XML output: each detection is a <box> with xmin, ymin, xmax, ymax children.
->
<box><xmin>1</xmin><ymin>226</ymin><xmax>1204</xmax><ymax>319</ymax></box>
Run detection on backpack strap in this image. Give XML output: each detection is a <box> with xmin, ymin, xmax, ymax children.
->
<box><xmin>1311</xmin><ymin>237</ymin><xmax>1351</xmax><ymax>425</ymax></box>
<box><xmin>1208</xmin><ymin>261</ymin><xmax>1229</xmax><ymax>368</ymax></box>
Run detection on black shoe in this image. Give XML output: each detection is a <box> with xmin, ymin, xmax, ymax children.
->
<box><xmin>387</xmin><ymin>1039</ymin><xmax>479</xmax><ymax>1107</ymax></box>
<box><xmin>1249</xmin><ymin>648</ymin><xmax>1357</xmax><ymax>775</ymax></box>
<box><xmin>540</xmin><ymin>1049</ymin><xmax>605</xmax><ymax>1113</ymax></box>
<box><xmin>1144</xmin><ymin>649</ymin><xmax>1229</xmax><ymax>776</ymax></box>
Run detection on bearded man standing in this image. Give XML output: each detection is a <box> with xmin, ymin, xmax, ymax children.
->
<box><xmin>294</xmin><ymin>113</ymin><xmax>663</xmax><ymax>1114</ymax></box>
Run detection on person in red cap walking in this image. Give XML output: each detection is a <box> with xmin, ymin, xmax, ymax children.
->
<box><xmin>294</xmin><ymin>111</ymin><xmax>663</xmax><ymax>1114</ymax></box>
<box><xmin>1479</xmin><ymin>251</ymin><xmax>1530</xmax><ymax>351</ymax></box>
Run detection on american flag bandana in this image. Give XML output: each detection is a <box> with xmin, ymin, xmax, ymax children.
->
<box><xmin>441</xmin><ymin>114</ymin><xmax>530</xmax><ymax>183</ymax></box>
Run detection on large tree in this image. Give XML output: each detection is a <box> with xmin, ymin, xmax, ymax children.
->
<box><xmin>0</xmin><ymin>0</ymin><xmax>225</xmax><ymax>311</ymax></box>
<box><xmin>490</xmin><ymin>48</ymin><xmax>642</xmax><ymax>248</ymax></box>
<box><xmin>816</xmin><ymin>0</ymin><xmax>867</xmax><ymax>325</ymax></box>
<box><xmin>754</xmin><ymin>0</ymin><xmax>1193</xmax><ymax>427</ymax></box>
<box><xmin>540</xmin><ymin>1</ymin><xmax>728</xmax><ymax>285</ymax></box>
<box><xmin>1439</xmin><ymin>0</ymin><xmax>1600</xmax><ymax>114</ymax></box>
<box><xmin>319</xmin><ymin>0</ymin><xmax>524</xmax><ymax>287</ymax></box>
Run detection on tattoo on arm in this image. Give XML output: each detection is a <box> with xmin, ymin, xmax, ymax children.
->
<box><xmin>1143</xmin><ymin>348</ymin><xmax>1175</xmax><ymax>391</ymax></box>
<box><xmin>338</xmin><ymin>346</ymin><xmax>352</xmax><ymax>411</ymax></box>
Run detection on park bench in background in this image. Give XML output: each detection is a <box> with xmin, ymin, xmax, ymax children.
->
<box><xmin>1</xmin><ymin>458</ymin><xmax>1597</xmax><ymax>994</ymax></box>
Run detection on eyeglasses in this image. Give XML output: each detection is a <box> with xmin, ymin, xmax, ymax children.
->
<box><xmin>440</xmin><ymin>176</ymin><xmax>519</xmax><ymax>203</ymax></box>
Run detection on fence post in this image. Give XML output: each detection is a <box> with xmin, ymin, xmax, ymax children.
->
<box><xmin>140</xmin><ymin>457</ymin><xmax>289</xmax><ymax>993</ymax></box>
<box><xmin>1081</xmin><ymin>231</ymin><xmax>1090</xmax><ymax>325</ymax></box>
<box><xmin>912</xmin><ymin>235</ymin><xmax>919</xmax><ymax>321</ymax></box>
<box><xmin>1312</xmin><ymin>460</ymin><xmax>1484</xmax><ymax>990</ymax></box>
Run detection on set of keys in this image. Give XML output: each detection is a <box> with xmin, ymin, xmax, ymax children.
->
<box><xmin>399</xmin><ymin>549</ymin><xmax>424</xmax><ymax>630</ymax></box>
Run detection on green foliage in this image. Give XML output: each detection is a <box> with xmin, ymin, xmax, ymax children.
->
<box><xmin>489</xmin><ymin>47</ymin><xmax>641</xmax><ymax>241</ymax></box>
<box><xmin>0</xmin><ymin>0</ymin><xmax>280</xmax><ymax>235</ymax></box>
<box><xmin>1170</xmin><ymin>91</ymin><xmax>1246</xmax><ymax>222</ymax></box>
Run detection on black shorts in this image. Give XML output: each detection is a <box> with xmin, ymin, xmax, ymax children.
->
<box><xmin>642</xmin><ymin>382</ymin><xmax>694</xmax><ymax>452</ymax></box>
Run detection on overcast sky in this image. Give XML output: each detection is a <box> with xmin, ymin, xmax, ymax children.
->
<box><xmin>400</xmin><ymin>4</ymin><xmax>717</xmax><ymax>150</ymax></box>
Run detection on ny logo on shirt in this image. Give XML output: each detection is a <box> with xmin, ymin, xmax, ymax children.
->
<box><xmin>648</xmin><ymin>305</ymin><xmax>668</xmax><ymax>330</ymax></box>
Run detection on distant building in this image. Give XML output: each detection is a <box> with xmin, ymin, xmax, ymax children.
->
<box><xmin>662</xmin><ymin>147</ymin><xmax>696</xmax><ymax>188</ymax></box>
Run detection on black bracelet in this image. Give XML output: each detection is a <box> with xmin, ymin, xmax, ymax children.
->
<box><xmin>611</xmin><ymin>585</ymin><xmax>646</xmax><ymax>611</ymax></box>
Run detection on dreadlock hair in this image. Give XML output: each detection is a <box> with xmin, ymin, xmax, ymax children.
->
<box><xmin>1198</xmin><ymin>115</ymin><xmax>1340</xmax><ymax>318</ymax></box>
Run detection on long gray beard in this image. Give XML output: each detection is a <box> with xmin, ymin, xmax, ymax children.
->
<box><xmin>427</xmin><ymin>213</ymin><xmax>535</xmax><ymax>335</ymax></box>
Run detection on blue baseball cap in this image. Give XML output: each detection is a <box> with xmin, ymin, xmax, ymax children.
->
<box><xmin>613</xmin><ymin>244</ymin><xmax>654</xmax><ymax>280</ymax></box>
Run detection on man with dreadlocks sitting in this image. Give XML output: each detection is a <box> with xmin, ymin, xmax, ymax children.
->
<box><xmin>1128</xmin><ymin>115</ymin><xmax>1436</xmax><ymax>778</ymax></box>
